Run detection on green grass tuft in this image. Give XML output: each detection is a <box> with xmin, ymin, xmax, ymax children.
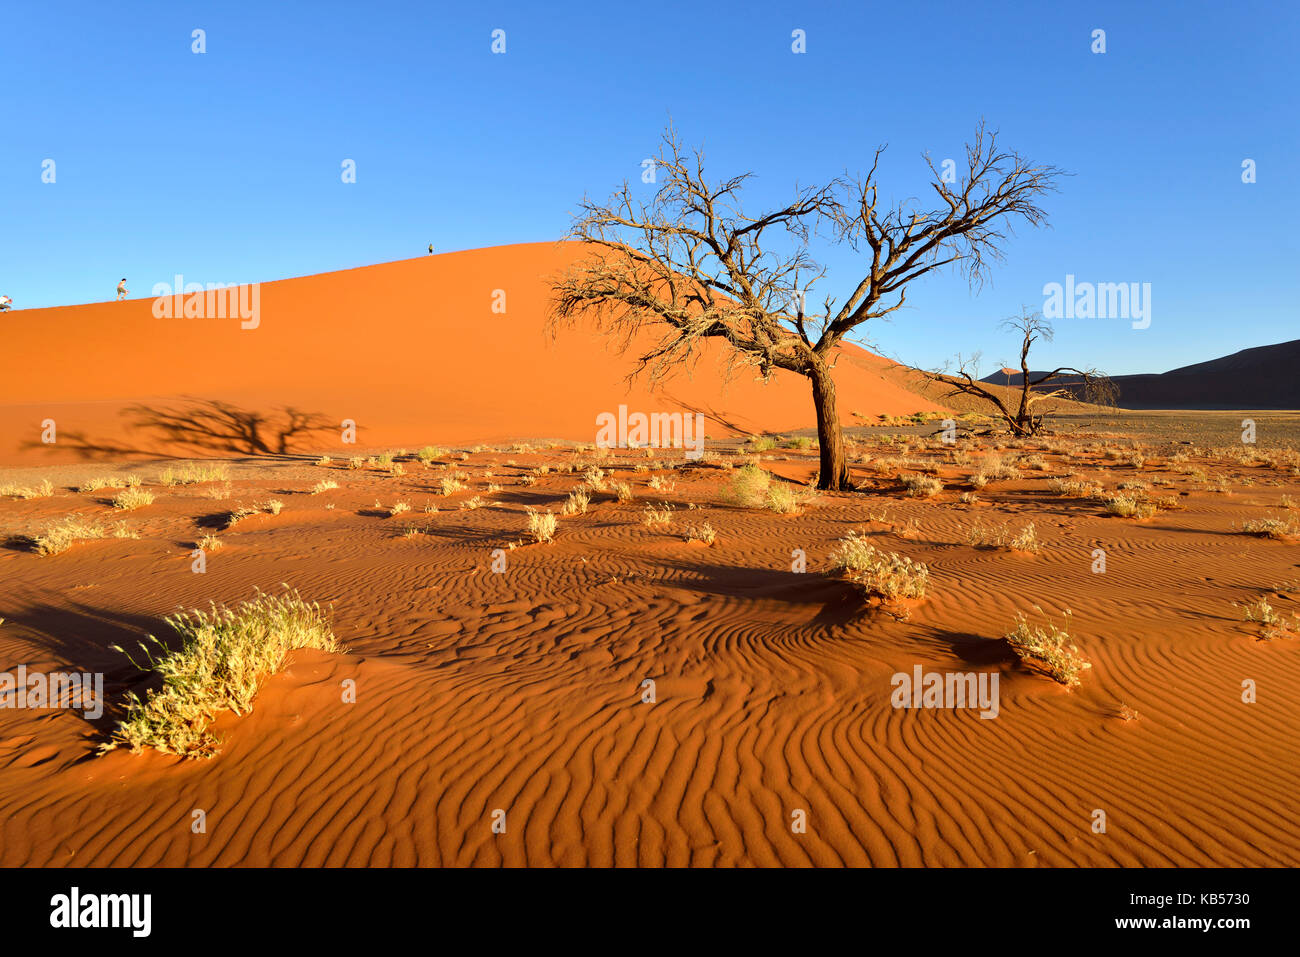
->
<box><xmin>101</xmin><ymin>588</ymin><xmax>342</xmax><ymax>758</ymax></box>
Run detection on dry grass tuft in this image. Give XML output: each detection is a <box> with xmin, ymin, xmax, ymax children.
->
<box><xmin>831</xmin><ymin>533</ymin><xmax>930</xmax><ymax>600</ymax></box>
<box><xmin>724</xmin><ymin>465</ymin><xmax>811</xmax><ymax>512</ymax></box>
<box><xmin>225</xmin><ymin>500</ymin><xmax>283</xmax><ymax>528</ymax></box>
<box><xmin>1</xmin><ymin>479</ymin><xmax>55</xmax><ymax>499</ymax></box>
<box><xmin>902</xmin><ymin>474</ymin><xmax>942</xmax><ymax>498</ymax></box>
<box><xmin>28</xmin><ymin>515</ymin><xmax>106</xmax><ymax>555</ymax></box>
<box><xmin>159</xmin><ymin>463</ymin><xmax>230</xmax><ymax>487</ymax></box>
<box><xmin>1004</xmin><ymin>608</ymin><xmax>1091</xmax><ymax>688</ymax></box>
<box><xmin>1049</xmin><ymin>478</ymin><xmax>1103</xmax><ymax>497</ymax></box>
<box><xmin>526</xmin><ymin>508</ymin><xmax>558</xmax><ymax>543</ymax></box>
<box><xmin>974</xmin><ymin>455</ymin><xmax>1019</xmax><ymax>485</ymax></box>
<box><xmin>966</xmin><ymin>521</ymin><xmax>1039</xmax><ymax>552</ymax></box>
<box><xmin>1103</xmin><ymin>494</ymin><xmax>1157</xmax><ymax>519</ymax></box>
<box><xmin>563</xmin><ymin>486</ymin><xmax>591</xmax><ymax>515</ymax></box>
<box><xmin>1240</xmin><ymin>515</ymin><xmax>1299</xmax><ymax>540</ymax></box>
<box><xmin>1237</xmin><ymin>597</ymin><xmax>1298</xmax><ymax>639</ymax></box>
<box><xmin>683</xmin><ymin>522</ymin><xmax>717</xmax><ymax>545</ymax></box>
<box><xmin>642</xmin><ymin>502</ymin><xmax>675</xmax><ymax>527</ymax></box>
<box><xmin>111</xmin><ymin>487</ymin><xmax>155</xmax><ymax>510</ymax></box>
<box><xmin>79</xmin><ymin>475</ymin><xmax>127</xmax><ymax>493</ymax></box>
<box><xmin>101</xmin><ymin>588</ymin><xmax>341</xmax><ymax>758</ymax></box>
<box><xmin>438</xmin><ymin>476</ymin><xmax>467</xmax><ymax>496</ymax></box>
<box><xmin>724</xmin><ymin>464</ymin><xmax>770</xmax><ymax>506</ymax></box>
<box><xmin>766</xmin><ymin>482</ymin><xmax>812</xmax><ymax>514</ymax></box>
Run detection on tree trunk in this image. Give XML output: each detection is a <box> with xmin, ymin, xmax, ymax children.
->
<box><xmin>1014</xmin><ymin>380</ymin><xmax>1032</xmax><ymax>435</ymax></box>
<box><xmin>810</xmin><ymin>362</ymin><xmax>851</xmax><ymax>491</ymax></box>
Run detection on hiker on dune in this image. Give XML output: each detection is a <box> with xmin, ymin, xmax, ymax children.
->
<box><xmin>116</xmin><ymin>278</ymin><xmax>129</xmax><ymax>301</ymax></box>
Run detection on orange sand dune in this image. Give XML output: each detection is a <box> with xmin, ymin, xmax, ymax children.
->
<box><xmin>0</xmin><ymin>242</ymin><xmax>939</xmax><ymax>464</ymax></box>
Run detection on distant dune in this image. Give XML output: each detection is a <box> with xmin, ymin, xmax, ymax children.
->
<box><xmin>0</xmin><ymin>242</ymin><xmax>944</xmax><ymax>464</ymax></box>
<box><xmin>980</xmin><ymin>339</ymin><xmax>1300</xmax><ymax>410</ymax></box>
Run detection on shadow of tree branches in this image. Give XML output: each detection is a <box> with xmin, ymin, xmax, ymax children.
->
<box><xmin>21</xmin><ymin>396</ymin><xmax>340</xmax><ymax>459</ymax></box>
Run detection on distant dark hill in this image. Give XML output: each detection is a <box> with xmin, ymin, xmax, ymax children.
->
<box><xmin>978</xmin><ymin>339</ymin><xmax>1300</xmax><ymax>410</ymax></box>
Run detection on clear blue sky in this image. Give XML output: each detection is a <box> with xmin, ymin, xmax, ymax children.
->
<box><xmin>3</xmin><ymin>0</ymin><xmax>1296</xmax><ymax>375</ymax></box>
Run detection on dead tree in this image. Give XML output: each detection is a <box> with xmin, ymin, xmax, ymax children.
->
<box><xmin>926</xmin><ymin>311</ymin><xmax>1116</xmax><ymax>435</ymax></box>
<box><xmin>550</xmin><ymin>120</ymin><xmax>1065</xmax><ymax>490</ymax></box>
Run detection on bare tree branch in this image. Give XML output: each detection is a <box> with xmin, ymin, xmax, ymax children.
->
<box><xmin>550</xmin><ymin>121</ymin><xmax>1066</xmax><ymax>488</ymax></box>
<box><xmin>923</xmin><ymin>310</ymin><xmax>1115</xmax><ymax>435</ymax></box>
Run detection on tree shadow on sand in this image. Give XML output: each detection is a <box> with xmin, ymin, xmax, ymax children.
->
<box><xmin>654</xmin><ymin>558</ymin><xmax>1037</xmax><ymax>666</ymax></box>
<box><xmin>907</xmin><ymin>624</ymin><xmax>1019</xmax><ymax>666</ymax></box>
<box><xmin>21</xmin><ymin>396</ymin><xmax>340</xmax><ymax>460</ymax></box>
<box><xmin>1</xmin><ymin>600</ymin><xmax>180</xmax><ymax>759</ymax></box>
<box><xmin>656</xmin><ymin>558</ymin><xmax>867</xmax><ymax>629</ymax></box>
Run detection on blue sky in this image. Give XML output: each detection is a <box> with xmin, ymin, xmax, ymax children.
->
<box><xmin>3</xmin><ymin>0</ymin><xmax>1296</xmax><ymax>375</ymax></box>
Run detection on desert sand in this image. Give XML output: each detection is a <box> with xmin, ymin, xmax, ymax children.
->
<box><xmin>1</xmin><ymin>249</ymin><xmax>1297</xmax><ymax>867</ymax></box>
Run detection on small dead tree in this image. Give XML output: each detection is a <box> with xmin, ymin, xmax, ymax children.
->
<box><xmin>550</xmin><ymin>121</ymin><xmax>1065</xmax><ymax>490</ymax></box>
<box><xmin>926</xmin><ymin>311</ymin><xmax>1115</xmax><ymax>435</ymax></box>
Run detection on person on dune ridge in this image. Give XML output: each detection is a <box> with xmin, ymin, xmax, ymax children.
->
<box><xmin>116</xmin><ymin>278</ymin><xmax>129</xmax><ymax>301</ymax></box>
<box><xmin>0</xmin><ymin>294</ymin><xmax>11</xmax><ymax>311</ymax></box>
